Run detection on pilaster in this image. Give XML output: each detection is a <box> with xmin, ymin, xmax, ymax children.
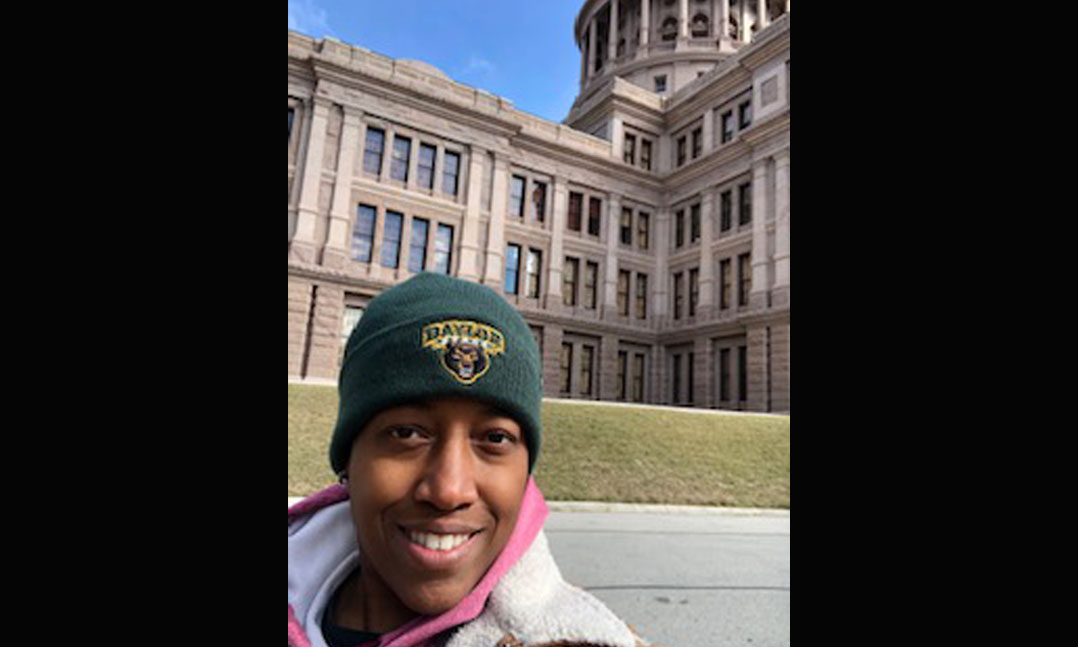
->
<box><xmin>773</xmin><ymin>150</ymin><xmax>790</xmax><ymax>306</ymax></box>
<box><xmin>305</xmin><ymin>284</ymin><xmax>346</xmax><ymax>380</ymax></box>
<box><xmin>458</xmin><ymin>147</ymin><xmax>487</xmax><ymax>281</ymax></box>
<box><xmin>291</xmin><ymin>96</ymin><xmax>331</xmax><ymax>265</ymax></box>
<box><xmin>697</xmin><ymin>189</ymin><xmax>715</xmax><ymax>318</ymax></box>
<box><xmin>749</xmin><ymin>158</ymin><xmax>769</xmax><ymax>310</ymax></box>
<box><xmin>608</xmin><ymin>0</ymin><xmax>619</xmax><ymax>63</ymax></box>
<box><xmin>545</xmin><ymin>177</ymin><xmax>568</xmax><ymax>308</ymax></box>
<box><xmin>746</xmin><ymin>325</ymin><xmax>767</xmax><ymax>411</ymax></box>
<box><xmin>482</xmin><ymin>154</ymin><xmax>509</xmax><ymax>288</ymax></box>
<box><xmin>638</xmin><ymin>0</ymin><xmax>650</xmax><ymax>54</ymax></box>
<box><xmin>603</xmin><ymin>193</ymin><xmax>622</xmax><ymax>313</ymax></box>
<box><xmin>324</xmin><ymin>106</ymin><xmax>363</xmax><ymax>269</ymax></box>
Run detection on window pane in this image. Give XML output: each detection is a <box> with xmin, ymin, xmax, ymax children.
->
<box><xmin>588</xmin><ymin>197</ymin><xmax>601</xmax><ymax>236</ymax></box>
<box><xmin>563</xmin><ymin>257</ymin><xmax>578</xmax><ymax>306</ymax></box>
<box><xmin>560</xmin><ymin>343</ymin><xmax>572</xmax><ymax>393</ymax></box>
<box><xmin>739</xmin><ymin>182</ymin><xmax>752</xmax><ymax>225</ymax></box>
<box><xmin>433</xmin><ymin>224</ymin><xmax>453</xmax><ymax>274</ymax></box>
<box><xmin>531</xmin><ymin>182</ymin><xmax>546</xmax><ymax>222</ymax></box>
<box><xmin>526</xmin><ymin>249</ymin><xmax>541</xmax><ymax>298</ymax></box>
<box><xmin>691</xmin><ymin>204</ymin><xmax>700</xmax><ymax>242</ymax></box>
<box><xmin>585</xmin><ymin>261</ymin><xmax>598</xmax><ymax>308</ymax></box>
<box><xmin>381</xmin><ymin>211</ymin><xmax>403</xmax><ymax>268</ymax></box>
<box><xmin>638</xmin><ymin>213</ymin><xmax>649</xmax><ymax>250</ymax></box>
<box><xmin>568</xmin><ymin>192</ymin><xmax>583</xmax><ymax>231</ymax></box>
<box><xmin>409</xmin><ymin>218</ymin><xmax>429</xmax><ymax>273</ymax></box>
<box><xmin>641</xmin><ymin>140</ymin><xmax>652</xmax><ymax>170</ymax></box>
<box><xmin>505</xmin><ymin>244</ymin><xmax>520</xmax><ymax>294</ymax></box>
<box><xmin>418</xmin><ymin>144</ymin><xmax>436</xmax><ymax>189</ymax></box>
<box><xmin>391</xmin><ymin>136</ymin><xmax>411</xmax><ymax>181</ymax></box>
<box><xmin>509</xmin><ymin>175</ymin><xmax>525</xmax><ymax>218</ymax></box>
<box><xmin>442</xmin><ymin>151</ymin><xmax>460</xmax><ymax>196</ymax></box>
<box><xmin>351</xmin><ymin>204</ymin><xmax>376</xmax><ymax>263</ymax></box>
<box><xmin>364</xmin><ymin>128</ymin><xmax>385</xmax><ymax>174</ymax></box>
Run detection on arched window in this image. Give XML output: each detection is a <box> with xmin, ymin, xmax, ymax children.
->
<box><xmin>691</xmin><ymin>13</ymin><xmax>709</xmax><ymax>37</ymax></box>
<box><xmin>661</xmin><ymin>16</ymin><xmax>678</xmax><ymax>41</ymax></box>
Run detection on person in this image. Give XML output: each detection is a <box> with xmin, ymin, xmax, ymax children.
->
<box><xmin>288</xmin><ymin>272</ymin><xmax>646</xmax><ymax>647</ymax></box>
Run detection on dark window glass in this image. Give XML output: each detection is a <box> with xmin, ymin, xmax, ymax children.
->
<box><xmin>739</xmin><ymin>100</ymin><xmax>752</xmax><ymax>129</ymax></box>
<box><xmin>738</xmin><ymin>253</ymin><xmax>751</xmax><ymax>306</ymax></box>
<box><xmin>721</xmin><ymin>112</ymin><xmax>733</xmax><ymax>143</ymax></box>
<box><xmin>738</xmin><ymin>346</ymin><xmax>747</xmax><ymax>401</ymax></box>
<box><xmin>638</xmin><ymin>213</ymin><xmax>649</xmax><ymax>250</ymax></box>
<box><xmin>581</xmin><ymin>345</ymin><xmax>594</xmax><ymax>395</ymax></box>
<box><xmin>673</xmin><ymin>272</ymin><xmax>683</xmax><ymax>320</ymax></box>
<box><xmin>720</xmin><ymin>348</ymin><xmax>731</xmax><ymax>401</ymax></box>
<box><xmin>433</xmin><ymin>224</ymin><xmax>453</xmax><ymax>274</ymax></box>
<box><xmin>617</xmin><ymin>270</ymin><xmax>630</xmax><ymax>315</ymax></box>
<box><xmin>288</xmin><ymin>108</ymin><xmax>294</xmax><ymax>141</ymax></box>
<box><xmin>510</xmin><ymin>175</ymin><xmax>526</xmax><ymax>218</ymax></box>
<box><xmin>687</xmin><ymin>352</ymin><xmax>695</xmax><ymax>404</ymax></box>
<box><xmin>672</xmin><ymin>354</ymin><xmax>682</xmax><ymax>403</ymax></box>
<box><xmin>720</xmin><ymin>258</ymin><xmax>731</xmax><ymax>310</ymax></box>
<box><xmin>584</xmin><ymin>261</ymin><xmax>598</xmax><ymax>309</ymax></box>
<box><xmin>505</xmin><ymin>244</ymin><xmax>521</xmax><ymax>295</ymax></box>
<box><xmin>691</xmin><ymin>204</ymin><xmax>700</xmax><ymax>242</ymax></box>
<box><xmin>675</xmin><ymin>210</ymin><xmax>684</xmax><ymax>248</ymax></box>
<box><xmin>408</xmin><ymin>217</ymin><xmax>429</xmax><ymax>273</ymax></box>
<box><xmin>655</xmin><ymin>75</ymin><xmax>667</xmax><ymax>91</ymax></box>
<box><xmin>677</xmin><ymin>136</ymin><xmax>686</xmax><ymax>166</ymax></box>
<box><xmin>641</xmin><ymin>140</ymin><xmax>652</xmax><ymax>170</ymax></box>
<box><xmin>563</xmin><ymin>257</ymin><xmax>579</xmax><ymax>306</ymax></box>
<box><xmin>739</xmin><ymin>182</ymin><xmax>752</xmax><ymax>226</ymax></box>
<box><xmin>623</xmin><ymin>134</ymin><xmax>636</xmax><ymax>165</ymax></box>
<box><xmin>689</xmin><ymin>268</ymin><xmax>699</xmax><ymax>316</ymax></box>
<box><xmin>531</xmin><ymin>181</ymin><xmax>546</xmax><ymax>222</ymax></box>
<box><xmin>620</xmin><ymin>208</ymin><xmax>632</xmax><ymax>245</ymax></box>
<box><xmin>390</xmin><ymin>136</ymin><xmax>411</xmax><ymax>182</ymax></box>
<box><xmin>617</xmin><ymin>351</ymin><xmax>627</xmax><ymax>401</ymax></box>
<box><xmin>351</xmin><ymin>204</ymin><xmax>376</xmax><ymax>263</ymax></box>
<box><xmin>417</xmin><ymin>144</ymin><xmax>436</xmax><ymax>190</ymax></box>
<box><xmin>721</xmin><ymin>190</ymin><xmax>732</xmax><ymax>231</ymax></box>
<box><xmin>632</xmin><ymin>354</ymin><xmax>645</xmax><ymax>402</ymax></box>
<box><xmin>442</xmin><ymin>151</ymin><xmax>460</xmax><ymax>196</ymax></box>
<box><xmin>560</xmin><ymin>343</ymin><xmax>572</xmax><ymax>393</ymax></box>
<box><xmin>692</xmin><ymin>127</ymin><xmax>702</xmax><ymax>158</ymax></box>
<box><xmin>588</xmin><ymin>197</ymin><xmax>601</xmax><ymax>236</ymax></box>
<box><xmin>568</xmin><ymin>192</ymin><xmax>583</xmax><ymax>231</ymax></box>
<box><xmin>363</xmin><ymin>128</ymin><xmax>385</xmax><ymax>175</ymax></box>
<box><xmin>636</xmin><ymin>273</ymin><xmax>647</xmax><ymax>319</ymax></box>
<box><xmin>381</xmin><ymin>211</ymin><xmax>403</xmax><ymax>268</ymax></box>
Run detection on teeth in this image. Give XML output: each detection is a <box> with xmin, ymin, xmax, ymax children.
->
<box><xmin>407</xmin><ymin>530</ymin><xmax>471</xmax><ymax>552</ymax></box>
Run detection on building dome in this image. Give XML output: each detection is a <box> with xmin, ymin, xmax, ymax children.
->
<box><xmin>573</xmin><ymin>0</ymin><xmax>787</xmax><ymax>99</ymax></box>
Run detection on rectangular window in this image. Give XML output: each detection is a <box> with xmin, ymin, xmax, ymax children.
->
<box><xmin>739</xmin><ymin>182</ymin><xmax>752</xmax><ymax>226</ymax></box>
<box><xmin>635</xmin><ymin>273</ymin><xmax>648</xmax><ymax>319</ymax></box>
<box><xmin>620</xmin><ymin>208</ymin><xmax>633</xmax><ymax>245</ymax></box>
<box><xmin>417</xmin><ymin>144</ymin><xmax>436</xmax><ymax>190</ymax></box>
<box><xmin>351</xmin><ymin>204</ymin><xmax>376</xmax><ymax>263</ymax></box>
<box><xmin>673</xmin><ymin>271</ymin><xmax>684</xmax><ymax>320</ymax></box>
<box><xmin>442</xmin><ymin>151</ymin><xmax>460</xmax><ymax>196</ymax></box>
<box><xmin>408</xmin><ymin>217</ymin><xmax>429</xmax><ymax>273</ymax></box>
<box><xmin>676</xmin><ymin>136</ymin><xmax>686</xmax><ymax>167</ymax></box>
<box><xmin>505</xmin><ymin>244</ymin><xmax>521</xmax><ymax>295</ymax></box>
<box><xmin>560</xmin><ymin>343</ymin><xmax>573</xmax><ymax>393</ymax></box>
<box><xmin>720</xmin><ymin>348</ymin><xmax>731</xmax><ymax>402</ymax></box>
<box><xmin>433</xmin><ymin>223</ymin><xmax>453</xmax><ymax>274</ymax></box>
<box><xmin>526</xmin><ymin>248</ymin><xmax>542</xmax><ymax>298</ymax></box>
<box><xmin>581</xmin><ymin>345</ymin><xmax>594</xmax><ymax>396</ymax></box>
<box><xmin>638</xmin><ymin>212</ymin><xmax>649</xmax><ymax>250</ymax></box>
<box><xmin>390</xmin><ymin>136</ymin><xmax>411</xmax><ymax>182</ymax></box>
<box><xmin>288</xmin><ymin>108</ymin><xmax>295</xmax><ymax>141</ymax></box>
<box><xmin>363</xmin><ymin>127</ymin><xmax>385</xmax><ymax>175</ymax></box>
<box><xmin>563</xmin><ymin>257</ymin><xmax>579</xmax><ymax>306</ymax></box>
<box><xmin>720</xmin><ymin>190</ymin><xmax>732</xmax><ymax>231</ymax></box>
<box><xmin>340</xmin><ymin>304</ymin><xmax>365</xmax><ymax>361</ymax></box>
<box><xmin>641</xmin><ymin>139</ymin><xmax>652</xmax><ymax>171</ymax></box>
<box><xmin>568</xmin><ymin>192</ymin><xmax>583</xmax><ymax>231</ymax></box>
<box><xmin>738</xmin><ymin>345</ymin><xmax>747</xmax><ymax>402</ymax></box>
<box><xmin>721</xmin><ymin>111</ymin><xmax>733</xmax><ymax>143</ymax></box>
<box><xmin>687</xmin><ymin>352</ymin><xmax>695</xmax><ymax>404</ymax></box>
<box><xmin>381</xmin><ymin>211</ymin><xmax>403</xmax><ymax>268</ymax></box>
<box><xmin>588</xmin><ymin>197</ymin><xmax>602</xmax><ymax>236</ymax></box>
<box><xmin>690</xmin><ymin>203</ymin><xmax>701</xmax><ymax>243</ymax></box>
<box><xmin>692</xmin><ymin>127</ymin><xmax>702</xmax><ymax>159</ymax></box>
<box><xmin>739</xmin><ymin>100</ymin><xmax>752</xmax><ymax>129</ymax></box>
<box><xmin>632</xmin><ymin>354</ymin><xmax>645</xmax><ymax>402</ymax></box>
<box><xmin>510</xmin><ymin>175</ymin><xmax>526</xmax><ymax>218</ymax></box>
<box><xmin>584</xmin><ymin>261</ymin><xmax>599</xmax><ymax>309</ymax></box>
<box><xmin>624</xmin><ymin>133</ymin><xmax>636</xmax><ymax>165</ymax></box>
<box><xmin>617</xmin><ymin>351</ymin><xmax>628</xmax><ymax>401</ymax></box>
<box><xmin>672</xmin><ymin>354</ymin><xmax>682</xmax><ymax>404</ymax></box>
<box><xmin>689</xmin><ymin>268</ymin><xmax>699</xmax><ymax>316</ymax></box>
<box><xmin>654</xmin><ymin>75</ymin><xmax>667</xmax><ymax>92</ymax></box>
<box><xmin>531</xmin><ymin>181</ymin><xmax>547</xmax><ymax>222</ymax></box>
<box><xmin>738</xmin><ymin>253</ymin><xmax>751</xmax><ymax>306</ymax></box>
<box><xmin>617</xmin><ymin>270</ymin><xmax>630</xmax><ymax>316</ymax></box>
<box><xmin>720</xmin><ymin>258</ymin><xmax>731</xmax><ymax>310</ymax></box>
<box><xmin>675</xmin><ymin>210</ymin><xmax>684</xmax><ymax>248</ymax></box>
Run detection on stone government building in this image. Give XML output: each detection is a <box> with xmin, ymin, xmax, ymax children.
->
<box><xmin>288</xmin><ymin>0</ymin><xmax>790</xmax><ymax>412</ymax></box>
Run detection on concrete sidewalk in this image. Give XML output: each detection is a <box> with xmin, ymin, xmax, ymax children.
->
<box><xmin>289</xmin><ymin>496</ymin><xmax>788</xmax><ymax>516</ymax></box>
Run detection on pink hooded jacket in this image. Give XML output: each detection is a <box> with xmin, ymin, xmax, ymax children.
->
<box><xmin>288</xmin><ymin>478</ymin><xmax>642</xmax><ymax>647</ymax></box>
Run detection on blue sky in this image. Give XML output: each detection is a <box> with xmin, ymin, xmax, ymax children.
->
<box><xmin>288</xmin><ymin>0</ymin><xmax>585</xmax><ymax>124</ymax></box>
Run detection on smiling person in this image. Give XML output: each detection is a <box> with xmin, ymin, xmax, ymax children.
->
<box><xmin>288</xmin><ymin>273</ymin><xmax>645</xmax><ymax>647</ymax></box>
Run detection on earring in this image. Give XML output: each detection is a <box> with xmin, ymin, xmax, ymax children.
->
<box><xmin>338</xmin><ymin>471</ymin><xmax>349</xmax><ymax>485</ymax></box>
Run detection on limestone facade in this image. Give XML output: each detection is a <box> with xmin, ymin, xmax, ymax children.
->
<box><xmin>287</xmin><ymin>3</ymin><xmax>790</xmax><ymax>412</ymax></box>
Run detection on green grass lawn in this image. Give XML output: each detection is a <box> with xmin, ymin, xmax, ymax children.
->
<box><xmin>288</xmin><ymin>384</ymin><xmax>789</xmax><ymax>508</ymax></box>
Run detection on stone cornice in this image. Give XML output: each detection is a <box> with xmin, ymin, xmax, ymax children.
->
<box><xmin>741</xmin><ymin>109</ymin><xmax>790</xmax><ymax>150</ymax></box>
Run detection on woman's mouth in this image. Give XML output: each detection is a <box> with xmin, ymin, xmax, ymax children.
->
<box><xmin>405</xmin><ymin>529</ymin><xmax>478</xmax><ymax>552</ymax></box>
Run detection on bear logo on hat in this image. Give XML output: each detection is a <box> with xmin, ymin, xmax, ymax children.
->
<box><xmin>422</xmin><ymin>319</ymin><xmax>506</xmax><ymax>385</ymax></box>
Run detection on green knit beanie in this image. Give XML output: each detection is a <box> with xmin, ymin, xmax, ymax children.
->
<box><xmin>330</xmin><ymin>272</ymin><xmax>543</xmax><ymax>475</ymax></box>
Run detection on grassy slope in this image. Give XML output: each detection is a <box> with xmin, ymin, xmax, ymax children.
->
<box><xmin>288</xmin><ymin>384</ymin><xmax>789</xmax><ymax>508</ymax></box>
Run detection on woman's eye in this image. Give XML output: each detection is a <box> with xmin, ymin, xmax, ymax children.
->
<box><xmin>388</xmin><ymin>426</ymin><xmax>422</xmax><ymax>440</ymax></box>
<box><xmin>485</xmin><ymin>430</ymin><xmax>515</xmax><ymax>444</ymax></box>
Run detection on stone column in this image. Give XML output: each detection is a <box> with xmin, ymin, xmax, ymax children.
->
<box><xmin>639</xmin><ymin>0</ymin><xmax>650</xmax><ymax>54</ymax></box>
<box><xmin>718</xmin><ymin>0</ymin><xmax>729</xmax><ymax>42</ymax></box>
<box><xmin>379</xmin><ymin>126</ymin><xmax>395</xmax><ymax>182</ymax></box>
<box><xmin>399</xmin><ymin>213</ymin><xmax>414</xmax><ymax>275</ymax></box>
<box><xmin>306</xmin><ymin>284</ymin><xmax>345</xmax><ymax>380</ymax></box>
<box><xmin>773</xmin><ymin>150</ymin><xmax>790</xmax><ymax>307</ymax></box>
<box><xmin>324</xmin><ymin>106</ymin><xmax>362</xmax><ymax>269</ymax></box>
<box><xmin>370</xmin><ymin>204</ymin><xmax>387</xmax><ymax>272</ymax></box>
<box><xmin>288</xmin><ymin>279</ymin><xmax>313</xmax><ymax>378</ymax></box>
<box><xmin>433</xmin><ymin>143</ymin><xmax>445</xmax><ymax>195</ymax></box>
<box><xmin>608</xmin><ymin>0</ymin><xmax>619</xmax><ymax>62</ymax></box>
<box><xmin>758</xmin><ymin>0</ymin><xmax>768</xmax><ymax>31</ymax></box>
<box><xmin>603</xmin><ymin>193</ymin><xmax>622</xmax><ymax>315</ymax></box>
<box><xmin>702</xmin><ymin>108</ymin><xmax>715</xmax><ymax>154</ymax></box>
<box><xmin>746</xmin><ymin>325</ymin><xmax>767</xmax><ymax>411</ymax></box>
<box><xmin>749</xmin><ymin>158</ymin><xmax>769</xmax><ymax>310</ymax></box>
<box><xmin>482</xmin><ymin>154</ymin><xmax>509</xmax><ymax>288</ymax></box>
<box><xmin>406</xmin><ymin>136</ymin><xmax>420</xmax><ymax>191</ymax></box>
<box><xmin>740</xmin><ymin>0</ymin><xmax>747</xmax><ymax>42</ymax></box>
<box><xmin>546</xmin><ymin>176</ymin><xmax>568</xmax><ymax>309</ymax></box>
<box><xmin>458</xmin><ymin>147</ymin><xmax>487</xmax><ymax>281</ymax></box>
<box><xmin>611</xmin><ymin>115</ymin><xmax>625</xmax><ymax>162</ymax></box>
<box><xmin>587</xmin><ymin>18</ymin><xmax>597</xmax><ymax>81</ymax></box>
<box><xmin>697</xmin><ymin>190</ymin><xmax>715</xmax><ymax>318</ymax></box>
<box><xmin>291</xmin><ymin>96</ymin><xmax>331</xmax><ymax>265</ymax></box>
<box><xmin>653</xmin><ymin>207</ymin><xmax>670</xmax><ymax>326</ymax></box>
<box><xmin>679</xmin><ymin>0</ymin><xmax>689</xmax><ymax>39</ymax></box>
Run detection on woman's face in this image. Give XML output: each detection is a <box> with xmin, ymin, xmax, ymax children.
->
<box><xmin>345</xmin><ymin>396</ymin><xmax>530</xmax><ymax>621</ymax></box>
